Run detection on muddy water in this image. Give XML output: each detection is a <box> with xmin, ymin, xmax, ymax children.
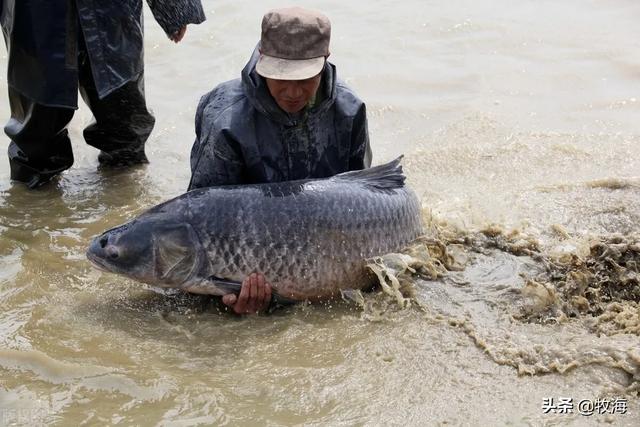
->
<box><xmin>1</xmin><ymin>0</ymin><xmax>639</xmax><ymax>425</ymax></box>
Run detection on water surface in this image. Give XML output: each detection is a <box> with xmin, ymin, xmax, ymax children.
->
<box><xmin>1</xmin><ymin>0</ymin><xmax>639</xmax><ymax>425</ymax></box>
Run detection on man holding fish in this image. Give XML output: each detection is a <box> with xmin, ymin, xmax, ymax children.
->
<box><xmin>188</xmin><ymin>7</ymin><xmax>373</xmax><ymax>314</ymax></box>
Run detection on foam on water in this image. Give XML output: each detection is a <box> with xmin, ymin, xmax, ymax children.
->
<box><xmin>365</xmin><ymin>223</ymin><xmax>640</xmax><ymax>395</ymax></box>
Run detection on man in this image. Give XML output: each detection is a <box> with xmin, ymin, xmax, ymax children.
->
<box><xmin>189</xmin><ymin>7</ymin><xmax>372</xmax><ymax>314</ymax></box>
<box><xmin>1</xmin><ymin>0</ymin><xmax>205</xmax><ymax>188</ymax></box>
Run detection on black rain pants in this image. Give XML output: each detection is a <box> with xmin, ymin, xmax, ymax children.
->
<box><xmin>4</xmin><ymin>30</ymin><xmax>155</xmax><ymax>188</ymax></box>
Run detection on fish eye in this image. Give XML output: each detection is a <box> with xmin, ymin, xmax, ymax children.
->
<box><xmin>106</xmin><ymin>247</ymin><xmax>119</xmax><ymax>260</ymax></box>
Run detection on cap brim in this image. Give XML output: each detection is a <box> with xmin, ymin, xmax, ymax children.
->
<box><xmin>256</xmin><ymin>55</ymin><xmax>325</xmax><ymax>80</ymax></box>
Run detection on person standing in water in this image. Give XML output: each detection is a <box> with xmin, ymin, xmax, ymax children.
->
<box><xmin>0</xmin><ymin>0</ymin><xmax>206</xmax><ymax>188</ymax></box>
<box><xmin>189</xmin><ymin>7</ymin><xmax>372</xmax><ymax>314</ymax></box>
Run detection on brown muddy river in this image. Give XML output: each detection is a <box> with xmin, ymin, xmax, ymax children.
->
<box><xmin>1</xmin><ymin>0</ymin><xmax>639</xmax><ymax>425</ymax></box>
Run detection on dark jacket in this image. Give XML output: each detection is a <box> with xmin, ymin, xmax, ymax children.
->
<box><xmin>1</xmin><ymin>0</ymin><xmax>205</xmax><ymax>108</ymax></box>
<box><xmin>188</xmin><ymin>47</ymin><xmax>372</xmax><ymax>189</ymax></box>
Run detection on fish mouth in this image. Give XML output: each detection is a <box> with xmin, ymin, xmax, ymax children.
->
<box><xmin>86</xmin><ymin>248</ymin><xmax>160</xmax><ymax>286</ymax></box>
<box><xmin>86</xmin><ymin>250</ymin><xmax>112</xmax><ymax>273</ymax></box>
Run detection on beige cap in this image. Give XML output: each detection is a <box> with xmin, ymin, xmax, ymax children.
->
<box><xmin>256</xmin><ymin>7</ymin><xmax>331</xmax><ymax>80</ymax></box>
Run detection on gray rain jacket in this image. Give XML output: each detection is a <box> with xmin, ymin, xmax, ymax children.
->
<box><xmin>188</xmin><ymin>47</ymin><xmax>372</xmax><ymax>189</ymax></box>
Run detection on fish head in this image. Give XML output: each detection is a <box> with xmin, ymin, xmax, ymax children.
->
<box><xmin>87</xmin><ymin>216</ymin><xmax>205</xmax><ymax>288</ymax></box>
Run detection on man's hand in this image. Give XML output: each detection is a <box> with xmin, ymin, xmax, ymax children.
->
<box><xmin>169</xmin><ymin>26</ymin><xmax>187</xmax><ymax>43</ymax></box>
<box><xmin>222</xmin><ymin>273</ymin><xmax>272</xmax><ymax>315</ymax></box>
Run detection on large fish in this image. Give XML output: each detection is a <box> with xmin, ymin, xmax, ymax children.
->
<box><xmin>86</xmin><ymin>158</ymin><xmax>424</xmax><ymax>301</ymax></box>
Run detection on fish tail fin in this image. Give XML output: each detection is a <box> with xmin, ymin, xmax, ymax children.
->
<box><xmin>334</xmin><ymin>156</ymin><xmax>405</xmax><ymax>190</ymax></box>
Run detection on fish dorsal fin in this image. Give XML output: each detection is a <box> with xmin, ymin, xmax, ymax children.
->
<box><xmin>333</xmin><ymin>156</ymin><xmax>405</xmax><ymax>190</ymax></box>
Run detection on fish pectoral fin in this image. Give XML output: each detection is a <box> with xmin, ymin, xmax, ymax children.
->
<box><xmin>206</xmin><ymin>276</ymin><xmax>243</xmax><ymax>295</ymax></box>
<box><xmin>206</xmin><ymin>276</ymin><xmax>298</xmax><ymax>309</ymax></box>
<box><xmin>180</xmin><ymin>277</ymin><xmax>242</xmax><ymax>296</ymax></box>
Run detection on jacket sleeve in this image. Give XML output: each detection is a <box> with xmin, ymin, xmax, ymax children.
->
<box><xmin>146</xmin><ymin>0</ymin><xmax>206</xmax><ymax>36</ymax></box>
<box><xmin>349</xmin><ymin>103</ymin><xmax>373</xmax><ymax>170</ymax></box>
<box><xmin>188</xmin><ymin>94</ymin><xmax>246</xmax><ymax>190</ymax></box>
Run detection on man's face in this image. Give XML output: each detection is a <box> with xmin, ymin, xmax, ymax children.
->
<box><xmin>265</xmin><ymin>74</ymin><xmax>322</xmax><ymax>114</ymax></box>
